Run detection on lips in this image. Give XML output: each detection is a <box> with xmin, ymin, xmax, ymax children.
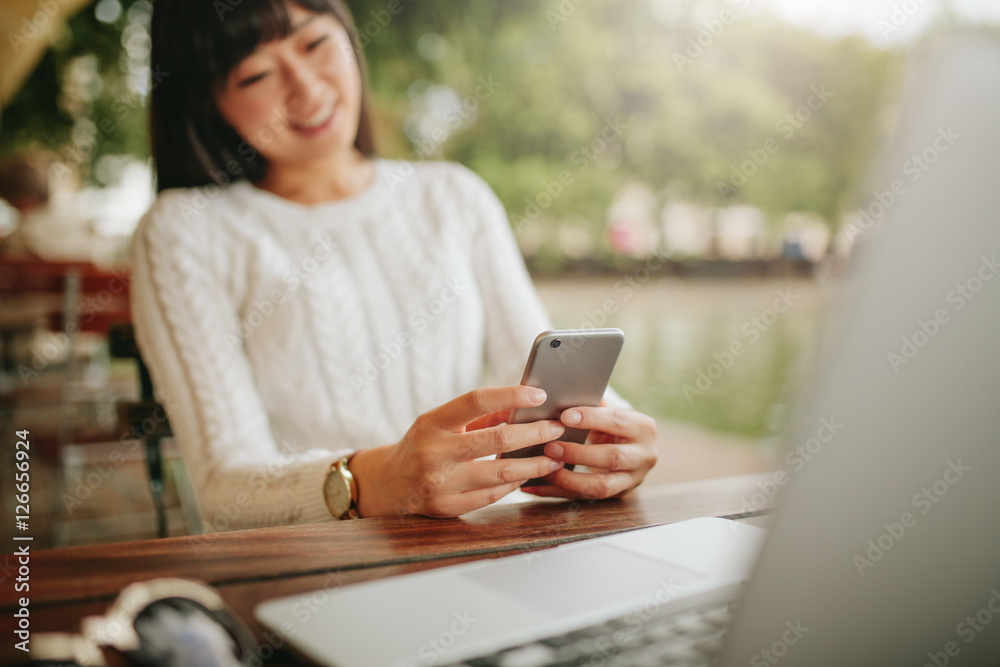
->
<box><xmin>292</xmin><ymin>104</ymin><xmax>336</xmax><ymax>130</ymax></box>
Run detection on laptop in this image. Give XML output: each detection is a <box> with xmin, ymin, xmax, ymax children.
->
<box><xmin>256</xmin><ymin>30</ymin><xmax>1000</xmax><ymax>667</ymax></box>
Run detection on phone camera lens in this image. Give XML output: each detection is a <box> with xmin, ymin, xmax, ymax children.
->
<box><xmin>551</xmin><ymin>339</ymin><xmax>561</xmax><ymax>348</ymax></box>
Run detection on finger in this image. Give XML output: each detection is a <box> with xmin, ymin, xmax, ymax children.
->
<box><xmin>450</xmin><ymin>480</ymin><xmax>525</xmax><ymax>515</ymax></box>
<box><xmin>429</xmin><ymin>386</ymin><xmax>547</xmax><ymax>433</ymax></box>
<box><xmin>520</xmin><ymin>484</ymin><xmax>580</xmax><ymax>499</ymax></box>
<box><xmin>560</xmin><ymin>406</ymin><xmax>655</xmax><ymax>442</ymax></box>
<box><xmin>466</xmin><ymin>410</ymin><xmax>511</xmax><ymax>433</ymax></box>
<box><xmin>459</xmin><ymin>456</ymin><xmax>564</xmax><ymax>491</ymax></box>
<box><xmin>544</xmin><ymin>441</ymin><xmax>653</xmax><ymax>472</ymax></box>
<box><xmin>464</xmin><ymin>419</ymin><xmax>565</xmax><ymax>459</ymax></box>
<box><xmin>541</xmin><ymin>466</ymin><xmax>636</xmax><ymax>500</ymax></box>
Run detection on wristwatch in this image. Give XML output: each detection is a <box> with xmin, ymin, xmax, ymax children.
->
<box><xmin>323</xmin><ymin>456</ymin><xmax>360</xmax><ymax>520</ymax></box>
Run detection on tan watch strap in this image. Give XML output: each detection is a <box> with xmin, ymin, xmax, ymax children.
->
<box><xmin>340</xmin><ymin>455</ymin><xmax>360</xmax><ymax>519</ymax></box>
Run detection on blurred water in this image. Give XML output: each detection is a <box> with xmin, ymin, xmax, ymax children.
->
<box><xmin>535</xmin><ymin>276</ymin><xmax>831</xmax><ymax>441</ymax></box>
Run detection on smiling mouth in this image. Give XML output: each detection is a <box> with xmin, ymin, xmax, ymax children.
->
<box><xmin>292</xmin><ymin>105</ymin><xmax>336</xmax><ymax>130</ymax></box>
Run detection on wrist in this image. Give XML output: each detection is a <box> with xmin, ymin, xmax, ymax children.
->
<box><xmin>349</xmin><ymin>444</ymin><xmax>394</xmax><ymax>518</ymax></box>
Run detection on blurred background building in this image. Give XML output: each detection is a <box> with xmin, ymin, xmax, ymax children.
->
<box><xmin>2</xmin><ymin>0</ymin><xmax>997</xmax><ymax>547</ymax></box>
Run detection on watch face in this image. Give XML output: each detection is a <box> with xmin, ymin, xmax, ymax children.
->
<box><xmin>325</xmin><ymin>469</ymin><xmax>351</xmax><ymax>517</ymax></box>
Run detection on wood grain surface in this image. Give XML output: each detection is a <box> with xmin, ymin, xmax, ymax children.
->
<box><xmin>1</xmin><ymin>474</ymin><xmax>776</xmax><ymax>666</ymax></box>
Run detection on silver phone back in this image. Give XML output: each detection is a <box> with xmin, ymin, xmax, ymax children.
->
<box><xmin>502</xmin><ymin>329</ymin><xmax>624</xmax><ymax>472</ymax></box>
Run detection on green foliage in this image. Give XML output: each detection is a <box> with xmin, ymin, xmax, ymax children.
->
<box><xmin>355</xmin><ymin>0</ymin><xmax>901</xmax><ymax>233</ymax></box>
<box><xmin>1</xmin><ymin>0</ymin><xmax>151</xmax><ymax>182</ymax></box>
<box><xmin>2</xmin><ymin>0</ymin><xmax>902</xmax><ymax>228</ymax></box>
<box><xmin>1</xmin><ymin>49</ymin><xmax>73</xmax><ymax>153</ymax></box>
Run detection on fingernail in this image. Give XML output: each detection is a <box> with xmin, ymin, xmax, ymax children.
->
<box><xmin>549</xmin><ymin>422</ymin><xmax>565</xmax><ymax>438</ymax></box>
<box><xmin>562</xmin><ymin>409</ymin><xmax>582</xmax><ymax>425</ymax></box>
<box><xmin>549</xmin><ymin>458</ymin><xmax>564</xmax><ymax>471</ymax></box>
<box><xmin>546</xmin><ymin>442</ymin><xmax>564</xmax><ymax>459</ymax></box>
<box><xmin>528</xmin><ymin>388</ymin><xmax>546</xmax><ymax>403</ymax></box>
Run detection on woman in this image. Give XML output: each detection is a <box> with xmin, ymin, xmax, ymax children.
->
<box><xmin>133</xmin><ymin>0</ymin><xmax>657</xmax><ymax>531</ymax></box>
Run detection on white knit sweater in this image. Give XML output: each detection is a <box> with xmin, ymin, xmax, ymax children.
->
<box><xmin>131</xmin><ymin>159</ymin><xmax>617</xmax><ymax>532</ymax></box>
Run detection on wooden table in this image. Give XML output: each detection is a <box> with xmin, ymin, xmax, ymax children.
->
<box><xmin>1</xmin><ymin>474</ymin><xmax>776</xmax><ymax>666</ymax></box>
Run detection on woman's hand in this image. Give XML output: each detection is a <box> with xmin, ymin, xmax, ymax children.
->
<box><xmin>348</xmin><ymin>386</ymin><xmax>566</xmax><ymax>518</ymax></box>
<box><xmin>520</xmin><ymin>406</ymin><xmax>658</xmax><ymax>500</ymax></box>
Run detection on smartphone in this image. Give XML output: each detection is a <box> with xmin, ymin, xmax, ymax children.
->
<box><xmin>499</xmin><ymin>328</ymin><xmax>625</xmax><ymax>486</ymax></box>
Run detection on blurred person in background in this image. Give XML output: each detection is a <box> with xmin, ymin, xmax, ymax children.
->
<box><xmin>0</xmin><ymin>151</ymin><xmax>52</xmax><ymax>256</ymax></box>
<box><xmin>0</xmin><ymin>150</ymin><xmax>117</xmax><ymax>264</ymax></box>
<box><xmin>133</xmin><ymin>0</ymin><xmax>657</xmax><ymax>531</ymax></box>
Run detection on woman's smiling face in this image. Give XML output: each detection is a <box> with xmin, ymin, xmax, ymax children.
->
<box><xmin>214</xmin><ymin>3</ymin><xmax>363</xmax><ymax>170</ymax></box>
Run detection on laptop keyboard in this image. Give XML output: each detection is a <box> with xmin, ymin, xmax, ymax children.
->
<box><xmin>445</xmin><ymin>599</ymin><xmax>738</xmax><ymax>667</ymax></box>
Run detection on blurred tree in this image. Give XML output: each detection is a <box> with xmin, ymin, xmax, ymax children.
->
<box><xmin>1</xmin><ymin>0</ymin><xmax>151</xmax><ymax>185</ymax></box>
<box><xmin>1</xmin><ymin>0</ymin><xmax>901</xmax><ymax>250</ymax></box>
<box><xmin>354</xmin><ymin>0</ymin><xmax>901</xmax><ymax>247</ymax></box>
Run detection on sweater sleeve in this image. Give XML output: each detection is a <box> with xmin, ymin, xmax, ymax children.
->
<box><xmin>129</xmin><ymin>192</ymin><xmax>347</xmax><ymax>532</ymax></box>
<box><xmin>452</xmin><ymin>165</ymin><xmax>631</xmax><ymax>409</ymax></box>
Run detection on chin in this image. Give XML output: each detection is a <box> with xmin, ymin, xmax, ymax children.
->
<box><xmin>267</xmin><ymin>136</ymin><xmax>356</xmax><ymax>166</ymax></box>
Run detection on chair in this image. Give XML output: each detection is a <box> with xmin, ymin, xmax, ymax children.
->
<box><xmin>107</xmin><ymin>322</ymin><xmax>203</xmax><ymax>538</ymax></box>
<box><xmin>0</xmin><ymin>258</ymin><xmax>133</xmax><ymax>449</ymax></box>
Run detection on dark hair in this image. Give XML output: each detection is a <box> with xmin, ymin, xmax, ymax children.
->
<box><xmin>149</xmin><ymin>0</ymin><xmax>376</xmax><ymax>192</ymax></box>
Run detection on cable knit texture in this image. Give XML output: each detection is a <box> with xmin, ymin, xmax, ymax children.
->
<box><xmin>130</xmin><ymin>159</ymin><xmax>625</xmax><ymax>532</ymax></box>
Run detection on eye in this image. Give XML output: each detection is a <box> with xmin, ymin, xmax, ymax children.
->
<box><xmin>306</xmin><ymin>34</ymin><xmax>329</xmax><ymax>51</ymax></box>
<box><xmin>237</xmin><ymin>72</ymin><xmax>268</xmax><ymax>88</ymax></box>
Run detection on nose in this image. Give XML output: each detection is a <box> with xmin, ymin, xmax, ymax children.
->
<box><xmin>283</xmin><ymin>54</ymin><xmax>329</xmax><ymax>114</ymax></box>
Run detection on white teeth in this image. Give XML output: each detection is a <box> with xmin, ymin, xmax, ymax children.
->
<box><xmin>295</xmin><ymin>107</ymin><xmax>334</xmax><ymax>129</ymax></box>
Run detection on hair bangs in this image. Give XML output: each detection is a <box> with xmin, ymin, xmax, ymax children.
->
<box><xmin>206</xmin><ymin>0</ymin><xmax>341</xmax><ymax>81</ymax></box>
<box><xmin>207</xmin><ymin>0</ymin><xmax>294</xmax><ymax>80</ymax></box>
